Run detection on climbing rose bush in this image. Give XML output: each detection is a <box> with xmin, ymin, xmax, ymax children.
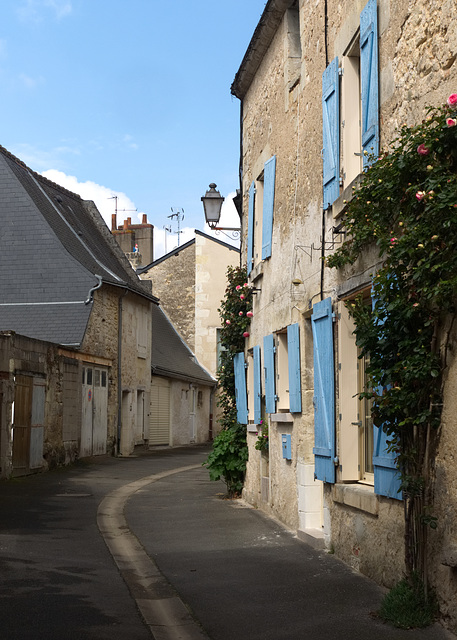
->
<box><xmin>327</xmin><ymin>94</ymin><xmax>457</xmax><ymax>584</ymax></box>
<box><xmin>203</xmin><ymin>266</ymin><xmax>253</xmax><ymax>496</ymax></box>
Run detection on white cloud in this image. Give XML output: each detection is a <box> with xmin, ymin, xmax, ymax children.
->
<box><xmin>17</xmin><ymin>0</ymin><xmax>72</xmax><ymax>22</ymax></box>
<box><xmin>123</xmin><ymin>134</ymin><xmax>139</xmax><ymax>151</ymax></box>
<box><xmin>41</xmin><ymin>169</ymin><xmax>145</xmax><ymax>230</ymax></box>
<box><xmin>19</xmin><ymin>73</ymin><xmax>45</xmax><ymax>89</ymax></box>
<box><xmin>154</xmin><ymin>226</ymin><xmax>196</xmax><ymax>260</ymax></box>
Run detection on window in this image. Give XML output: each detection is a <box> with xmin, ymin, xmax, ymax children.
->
<box><xmin>263</xmin><ymin>324</ymin><xmax>302</xmax><ymax>415</ymax></box>
<box><xmin>338</xmin><ymin>300</ymin><xmax>373</xmax><ymax>483</ymax></box>
<box><xmin>247</xmin><ymin>346</ymin><xmax>262</xmax><ymax>425</ymax></box>
<box><xmin>322</xmin><ymin>0</ymin><xmax>379</xmax><ymax>209</ymax></box>
<box><xmin>216</xmin><ymin>328</ymin><xmax>226</xmax><ymax>370</ymax></box>
<box><xmin>247</xmin><ymin>156</ymin><xmax>276</xmax><ymax>275</ymax></box>
<box><xmin>312</xmin><ymin>296</ymin><xmax>401</xmax><ymax>498</ymax></box>
<box><xmin>137</xmin><ymin>309</ymin><xmax>148</xmax><ymax>359</ymax></box>
<box><xmin>234</xmin><ymin>352</ymin><xmax>248</xmax><ymax>425</ymax></box>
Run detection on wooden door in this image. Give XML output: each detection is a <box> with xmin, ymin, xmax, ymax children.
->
<box><xmin>12</xmin><ymin>375</ymin><xmax>33</xmax><ymax>470</ymax></box>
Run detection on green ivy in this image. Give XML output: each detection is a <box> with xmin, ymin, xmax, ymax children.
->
<box><xmin>203</xmin><ymin>266</ymin><xmax>252</xmax><ymax>496</ymax></box>
<box><xmin>327</xmin><ymin>94</ymin><xmax>457</xmax><ymax>590</ymax></box>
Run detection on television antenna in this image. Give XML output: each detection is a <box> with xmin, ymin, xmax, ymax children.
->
<box><xmin>168</xmin><ymin>208</ymin><xmax>184</xmax><ymax>246</ymax></box>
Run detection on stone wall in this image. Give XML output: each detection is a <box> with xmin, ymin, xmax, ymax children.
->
<box><xmin>236</xmin><ymin>0</ymin><xmax>457</xmax><ymax>630</ymax></box>
<box><xmin>0</xmin><ymin>332</ymin><xmax>81</xmax><ymax>477</ymax></box>
<box><xmin>141</xmin><ymin>243</ymin><xmax>196</xmax><ymax>349</ymax></box>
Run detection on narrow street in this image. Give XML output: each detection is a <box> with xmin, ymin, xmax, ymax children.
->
<box><xmin>0</xmin><ymin>446</ymin><xmax>454</xmax><ymax>640</ymax></box>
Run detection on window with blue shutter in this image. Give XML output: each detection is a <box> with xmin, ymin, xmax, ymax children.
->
<box><xmin>261</xmin><ymin>156</ymin><xmax>276</xmax><ymax>260</ymax></box>
<box><xmin>360</xmin><ymin>0</ymin><xmax>379</xmax><ymax>166</ymax></box>
<box><xmin>247</xmin><ymin>181</ymin><xmax>255</xmax><ymax>276</ymax></box>
<box><xmin>234</xmin><ymin>352</ymin><xmax>248</xmax><ymax>425</ymax></box>
<box><xmin>373</xmin><ymin>421</ymin><xmax>401</xmax><ymax>499</ymax></box>
<box><xmin>253</xmin><ymin>345</ymin><xmax>262</xmax><ymax>424</ymax></box>
<box><xmin>322</xmin><ymin>57</ymin><xmax>340</xmax><ymax>209</ymax></box>
<box><xmin>287</xmin><ymin>323</ymin><xmax>302</xmax><ymax>413</ymax></box>
<box><xmin>371</xmin><ymin>293</ymin><xmax>402</xmax><ymax>499</ymax></box>
<box><xmin>311</xmin><ymin>298</ymin><xmax>336</xmax><ymax>483</ymax></box>
<box><xmin>263</xmin><ymin>334</ymin><xmax>276</xmax><ymax>414</ymax></box>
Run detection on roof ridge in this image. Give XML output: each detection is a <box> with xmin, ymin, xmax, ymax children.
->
<box><xmin>0</xmin><ymin>144</ymin><xmax>82</xmax><ymax>201</ymax></box>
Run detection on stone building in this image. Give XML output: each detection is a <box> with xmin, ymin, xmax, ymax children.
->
<box><xmin>138</xmin><ymin>230</ymin><xmax>240</xmax><ymax>380</ymax></box>
<box><xmin>0</xmin><ymin>145</ymin><xmax>155</xmax><ymax>475</ymax></box>
<box><xmin>149</xmin><ymin>303</ymin><xmax>216</xmax><ymax>447</ymax></box>
<box><xmin>231</xmin><ymin>0</ymin><xmax>457</xmax><ymax>631</ymax></box>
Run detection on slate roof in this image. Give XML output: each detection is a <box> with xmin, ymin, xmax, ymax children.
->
<box><xmin>0</xmin><ymin>145</ymin><xmax>156</xmax><ymax>346</ymax></box>
<box><xmin>151</xmin><ymin>304</ymin><xmax>215</xmax><ymax>386</ymax></box>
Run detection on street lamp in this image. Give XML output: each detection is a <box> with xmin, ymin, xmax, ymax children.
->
<box><xmin>201</xmin><ymin>184</ymin><xmax>240</xmax><ymax>238</ymax></box>
<box><xmin>201</xmin><ymin>183</ymin><xmax>224</xmax><ymax>229</ymax></box>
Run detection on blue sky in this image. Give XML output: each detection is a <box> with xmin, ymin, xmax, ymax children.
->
<box><xmin>1</xmin><ymin>0</ymin><xmax>266</xmax><ymax>256</ymax></box>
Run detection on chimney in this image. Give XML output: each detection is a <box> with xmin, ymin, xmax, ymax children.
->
<box><xmin>111</xmin><ymin>213</ymin><xmax>117</xmax><ymax>231</ymax></box>
<box><xmin>142</xmin><ymin>214</ymin><xmax>147</xmax><ymax>225</ymax></box>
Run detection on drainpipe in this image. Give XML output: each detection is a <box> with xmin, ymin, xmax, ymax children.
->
<box><xmin>117</xmin><ymin>289</ymin><xmax>128</xmax><ymax>455</ymax></box>
<box><xmin>84</xmin><ymin>275</ymin><xmax>102</xmax><ymax>305</ymax></box>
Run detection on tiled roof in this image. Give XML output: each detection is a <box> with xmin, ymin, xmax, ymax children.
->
<box><xmin>151</xmin><ymin>304</ymin><xmax>215</xmax><ymax>386</ymax></box>
<box><xmin>0</xmin><ymin>145</ymin><xmax>156</xmax><ymax>346</ymax></box>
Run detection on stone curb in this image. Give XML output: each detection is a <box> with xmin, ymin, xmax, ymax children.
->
<box><xmin>97</xmin><ymin>465</ymin><xmax>209</xmax><ymax>640</ymax></box>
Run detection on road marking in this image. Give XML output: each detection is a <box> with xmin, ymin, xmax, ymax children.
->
<box><xmin>97</xmin><ymin>465</ymin><xmax>209</xmax><ymax>640</ymax></box>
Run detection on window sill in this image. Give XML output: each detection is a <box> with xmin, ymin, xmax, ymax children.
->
<box><xmin>332</xmin><ymin>174</ymin><xmax>363</xmax><ymax>220</ymax></box>
<box><xmin>270</xmin><ymin>413</ymin><xmax>294</xmax><ymax>423</ymax></box>
<box><xmin>333</xmin><ymin>483</ymin><xmax>378</xmax><ymax>516</ymax></box>
<box><xmin>249</xmin><ymin>261</ymin><xmax>264</xmax><ymax>283</ymax></box>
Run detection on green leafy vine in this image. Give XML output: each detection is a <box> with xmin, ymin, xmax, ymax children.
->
<box><xmin>327</xmin><ymin>94</ymin><xmax>457</xmax><ymax>591</ymax></box>
<box><xmin>203</xmin><ymin>266</ymin><xmax>253</xmax><ymax>496</ymax></box>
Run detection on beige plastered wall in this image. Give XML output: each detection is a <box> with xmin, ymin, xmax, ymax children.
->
<box><xmin>194</xmin><ymin>234</ymin><xmax>239</xmax><ymax>377</ymax></box>
<box><xmin>238</xmin><ymin>0</ymin><xmax>457</xmax><ymax>628</ymax></box>
<box><xmin>168</xmin><ymin>379</ymin><xmax>212</xmax><ymax>446</ymax></box>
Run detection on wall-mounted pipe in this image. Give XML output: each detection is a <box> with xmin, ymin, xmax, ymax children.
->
<box><xmin>85</xmin><ymin>275</ymin><xmax>102</xmax><ymax>305</ymax></box>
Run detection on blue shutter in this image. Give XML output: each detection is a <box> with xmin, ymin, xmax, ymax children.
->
<box><xmin>371</xmin><ymin>293</ymin><xmax>402</xmax><ymax>499</ymax></box>
<box><xmin>373</xmin><ymin>422</ymin><xmax>401</xmax><ymax>499</ymax></box>
<box><xmin>234</xmin><ymin>352</ymin><xmax>248</xmax><ymax>425</ymax></box>
<box><xmin>253</xmin><ymin>345</ymin><xmax>262</xmax><ymax>424</ymax></box>
<box><xmin>322</xmin><ymin>57</ymin><xmax>340</xmax><ymax>209</ymax></box>
<box><xmin>247</xmin><ymin>181</ymin><xmax>255</xmax><ymax>276</ymax></box>
<box><xmin>263</xmin><ymin>334</ymin><xmax>276</xmax><ymax>414</ymax></box>
<box><xmin>360</xmin><ymin>0</ymin><xmax>379</xmax><ymax>166</ymax></box>
<box><xmin>311</xmin><ymin>298</ymin><xmax>336</xmax><ymax>483</ymax></box>
<box><xmin>261</xmin><ymin>156</ymin><xmax>276</xmax><ymax>260</ymax></box>
<box><xmin>287</xmin><ymin>323</ymin><xmax>302</xmax><ymax>413</ymax></box>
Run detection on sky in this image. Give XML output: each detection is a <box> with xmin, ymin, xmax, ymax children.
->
<box><xmin>0</xmin><ymin>0</ymin><xmax>267</xmax><ymax>258</ymax></box>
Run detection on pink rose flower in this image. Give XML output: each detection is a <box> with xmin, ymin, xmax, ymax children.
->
<box><xmin>417</xmin><ymin>143</ymin><xmax>429</xmax><ymax>156</ymax></box>
<box><xmin>446</xmin><ymin>118</ymin><xmax>457</xmax><ymax>127</ymax></box>
<box><xmin>243</xmin><ymin>332</ymin><xmax>250</xmax><ymax>338</ymax></box>
<box><xmin>243</xmin><ymin>283</ymin><xmax>249</xmax><ymax>288</ymax></box>
<box><xmin>416</xmin><ymin>191</ymin><xmax>426</xmax><ymax>201</ymax></box>
<box><xmin>225</xmin><ymin>320</ymin><xmax>231</xmax><ymax>325</ymax></box>
<box><xmin>447</xmin><ymin>93</ymin><xmax>457</xmax><ymax>107</ymax></box>
<box><xmin>236</xmin><ymin>285</ymin><xmax>241</xmax><ymax>290</ymax></box>
<box><xmin>239</xmin><ymin>311</ymin><xmax>244</xmax><ymax>316</ymax></box>
<box><xmin>246</xmin><ymin>311</ymin><xmax>253</xmax><ymax>317</ymax></box>
<box><xmin>240</xmin><ymin>294</ymin><xmax>245</xmax><ymax>300</ymax></box>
